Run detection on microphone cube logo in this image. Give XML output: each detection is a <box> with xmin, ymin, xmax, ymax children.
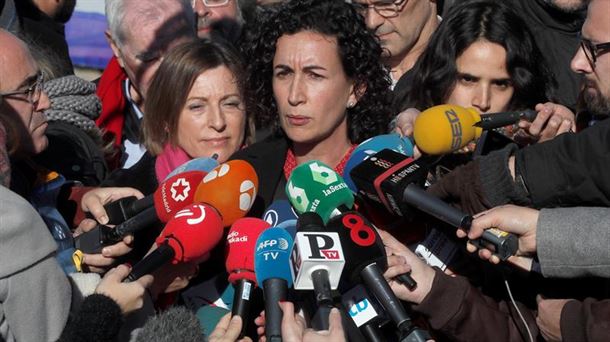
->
<box><xmin>309</xmin><ymin>162</ymin><xmax>338</xmax><ymax>185</ymax></box>
<box><xmin>291</xmin><ymin>232</ymin><xmax>345</xmax><ymax>290</ymax></box>
<box><xmin>287</xmin><ymin>181</ymin><xmax>309</xmax><ymax>213</ymax></box>
<box><xmin>341</xmin><ymin>285</ymin><xmax>380</xmax><ymax>327</ymax></box>
<box><xmin>170</xmin><ymin>178</ymin><xmax>191</xmax><ymax>202</ymax></box>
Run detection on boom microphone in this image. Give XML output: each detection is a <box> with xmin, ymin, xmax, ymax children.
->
<box><xmin>75</xmin><ymin>171</ymin><xmax>207</xmax><ymax>253</ymax></box>
<box><xmin>413</xmin><ymin>104</ymin><xmax>482</xmax><ymax>155</ymax></box>
<box><xmin>254</xmin><ymin>228</ymin><xmax>294</xmax><ymax>342</ymax></box>
<box><xmin>225</xmin><ymin>217</ymin><xmax>271</xmax><ymax>338</ymax></box>
<box><xmin>126</xmin><ymin>203</ymin><xmax>224</xmax><ymax>281</ymax></box>
<box><xmin>194</xmin><ymin>160</ymin><xmax>258</xmax><ymax>227</ymax></box>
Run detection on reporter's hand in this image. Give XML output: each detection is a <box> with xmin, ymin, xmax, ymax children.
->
<box><xmin>81</xmin><ymin>187</ymin><xmax>144</xmax><ymax>225</ymax></box>
<box><xmin>253</xmin><ymin>310</ymin><xmax>266</xmax><ymax>341</ymax></box>
<box><xmin>74</xmin><ymin>218</ymin><xmax>134</xmax><ymax>273</ymax></box>
<box><xmin>393</xmin><ymin>107</ymin><xmax>420</xmax><ymax>137</ymax></box>
<box><xmin>209</xmin><ymin>313</ymin><xmax>253</xmax><ymax>342</ymax></box>
<box><xmin>378</xmin><ymin>230</ymin><xmax>436</xmax><ymax>304</ymax></box>
<box><xmin>94</xmin><ymin>264</ymin><xmax>153</xmax><ymax>314</ymax></box>
<box><xmin>536</xmin><ymin>296</ymin><xmax>570</xmax><ymax>342</ymax></box>
<box><xmin>279</xmin><ymin>301</ymin><xmax>345</xmax><ymax>342</ymax></box>
<box><xmin>518</xmin><ymin>102</ymin><xmax>575</xmax><ymax>143</ymax></box>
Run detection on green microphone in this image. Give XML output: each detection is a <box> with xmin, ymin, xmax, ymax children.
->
<box><xmin>286</xmin><ymin>161</ymin><xmax>355</xmax><ymax>224</ymax></box>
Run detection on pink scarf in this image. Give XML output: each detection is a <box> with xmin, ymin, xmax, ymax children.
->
<box><xmin>155</xmin><ymin>144</ymin><xmax>191</xmax><ymax>182</ymax></box>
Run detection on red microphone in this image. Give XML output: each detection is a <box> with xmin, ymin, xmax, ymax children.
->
<box><xmin>195</xmin><ymin>160</ymin><xmax>258</xmax><ymax>227</ymax></box>
<box><xmin>127</xmin><ymin>203</ymin><xmax>224</xmax><ymax>281</ymax></box>
<box><xmin>75</xmin><ymin>171</ymin><xmax>207</xmax><ymax>253</ymax></box>
<box><xmin>225</xmin><ymin>217</ymin><xmax>271</xmax><ymax>337</ymax></box>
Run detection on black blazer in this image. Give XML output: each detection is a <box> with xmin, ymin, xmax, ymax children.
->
<box><xmin>229</xmin><ymin>134</ymin><xmax>289</xmax><ymax>218</ymax></box>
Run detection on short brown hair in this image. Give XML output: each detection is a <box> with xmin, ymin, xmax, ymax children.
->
<box><xmin>142</xmin><ymin>39</ymin><xmax>253</xmax><ymax>155</ymax></box>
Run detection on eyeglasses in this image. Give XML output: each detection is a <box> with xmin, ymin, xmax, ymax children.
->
<box><xmin>353</xmin><ymin>0</ymin><xmax>408</xmax><ymax>19</ymax></box>
<box><xmin>191</xmin><ymin>0</ymin><xmax>230</xmax><ymax>7</ymax></box>
<box><xmin>580</xmin><ymin>37</ymin><xmax>610</xmax><ymax>66</ymax></box>
<box><xmin>0</xmin><ymin>71</ymin><xmax>45</xmax><ymax>106</ymax></box>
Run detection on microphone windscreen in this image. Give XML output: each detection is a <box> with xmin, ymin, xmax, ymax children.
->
<box><xmin>135</xmin><ymin>306</ymin><xmax>204</xmax><ymax>342</ymax></box>
<box><xmin>262</xmin><ymin>200</ymin><xmax>298</xmax><ymax>227</ymax></box>
<box><xmin>195</xmin><ymin>160</ymin><xmax>258</xmax><ymax>227</ymax></box>
<box><xmin>354</xmin><ymin>133</ymin><xmax>414</xmax><ymax>157</ymax></box>
<box><xmin>254</xmin><ymin>228</ymin><xmax>294</xmax><ymax>287</ymax></box>
<box><xmin>413</xmin><ymin>104</ymin><xmax>482</xmax><ymax>155</ymax></box>
<box><xmin>226</xmin><ymin>217</ymin><xmax>271</xmax><ymax>284</ymax></box>
<box><xmin>165</xmin><ymin>157</ymin><xmax>219</xmax><ymax>181</ymax></box>
<box><xmin>158</xmin><ymin>203</ymin><xmax>224</xmax><ymax>263</ymax></box>
<box><xmin>153</xmin><ymin>171</ymin><xmax>206</xmax><ymax>222</ymax></box>
<box><xmin>286</xmin><ymin>160</ymin><xmax>354</xmax><ymax>224</ymax></box>
<box><xmin>345</xmin><ymin>134</ymin><xmax>414</xmax><ymax>192</ymax></box>
<box><xmin>276</xmin><ymin>219</ymin><xmax>297</xmax><ymax>238</ymax></box>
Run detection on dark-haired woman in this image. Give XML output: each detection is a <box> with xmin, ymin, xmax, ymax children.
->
<box><xmin>394</xmin><ymin>0</ymin><xmax>575</xmax><ymax>143</ymax></box>
<box><xmin>233</xmin><ymin>0</ymin><xmax>392</xmax><ymax>213</ymax></box>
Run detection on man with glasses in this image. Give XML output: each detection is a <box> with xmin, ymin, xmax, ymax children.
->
<box><xmin>0</xmin><ymin>29</ymin><xmax>71</xmax><ymax>342</ymax></box>
<box><xmin>192</xmin><ymin>0</ymin><xmax>243</xmax><ymax>40</ymax></box>
<box><xmin>352</xmin><ymin>0</ymin><xmax>439</xmax><ymax>88</ymax></box>
<box><xmin>0</xmin><ymin>34</ymin><xmax>50</xmax><ymax>156</ymax></box>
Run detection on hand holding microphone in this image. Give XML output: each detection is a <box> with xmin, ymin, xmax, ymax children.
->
<box><xmin>462</xmin><ymin>205</ymin><xmax>539</xmax><ymax>271</ymax></box>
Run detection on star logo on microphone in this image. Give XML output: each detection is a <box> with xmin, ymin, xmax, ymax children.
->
<box><xmin>170</xmin><ymin>178</ymin><xmax>191</xmax><ymax>202</ymax></box>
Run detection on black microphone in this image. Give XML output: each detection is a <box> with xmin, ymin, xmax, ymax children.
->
<box><xmin>327</xmin><ymin>211</ymin><xmax>430</xmax><ymax>340</ymax></box>
<box><xmin>350</xmin><ymin>149</ymin><xmax>519</xmax><ymax>261</ymax></box>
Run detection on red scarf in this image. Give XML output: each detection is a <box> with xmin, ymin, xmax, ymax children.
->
<box><xmin>95</xmin><ymin>57</ymin><xmax>127</xmax><ymax>147</ymax></box>
<box><xmin>283</xmin><ymin>145</ymin><xmax>356</xmax><ymax>180</ymax></box>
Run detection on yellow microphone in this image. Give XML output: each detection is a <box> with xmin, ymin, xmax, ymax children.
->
<box><xmin>413</xmin><ymin>104</ymin><xmax>483</xmax><ymax>155</ymax></box>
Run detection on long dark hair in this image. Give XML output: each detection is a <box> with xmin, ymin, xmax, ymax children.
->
<box><xmin>397</xmin><ymin>0</ymin><xmax>555</xmax><ymax>112</ymax></box>
<box><xmin>242</xmin><ymin>0</ymin><xmax>391</xmax><ymax>144</ymax></box>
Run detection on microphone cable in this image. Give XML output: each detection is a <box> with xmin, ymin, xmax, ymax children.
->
<box><xmin>503</xmin><ymin>277</ymin><xmax>534</xmax><ymax>342</ymax></box>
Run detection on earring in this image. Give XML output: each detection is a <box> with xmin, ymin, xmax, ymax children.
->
<box><xmin>347</xmin><ymin>101</ymin><xmax>355</xmax><ymax>108</ymax></box>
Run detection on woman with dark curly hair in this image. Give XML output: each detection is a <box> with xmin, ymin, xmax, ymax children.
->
<box><xmin>232</xmin><ymin>0</ymin><xmax>392</xmax><ymax>214</ymax></box>
<box><xmin>394</xmin><ymin>0</ymin><xmax>575</xmax><ymax>143</ymax></box>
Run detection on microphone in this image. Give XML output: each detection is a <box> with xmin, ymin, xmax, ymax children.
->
<box><xmin>262</xmin><ymin>199</ymin><xmax>298</xmax><ymax>227</ymax></box>
<box><xmin>135</xmin><ymin>306</ymin><xmax>205</xmax><ymax>342</ymax></box>
<box><xmin>286</xmin><ymin>160</ymin><xmax>354</xmax><ymax>224</ymax></box>
<box><xmin>328</xmin><ymin>212</ymin><xmax>428</xmax><ymax>335</ymax></box>
<box><xmin>194</xmin><ymin>160</ymin><xmax>258</xmax><ymax>227</ymax></box>
<box><xmin>344</xmin><ymin>134</ymin><xmax>414</xmax><ymax>192</ymax></box>
<box><xmin>290</xmin><ymin>212</ymin><xmax>345</xmax><ymax>330</ymax></box>
<box><xmin>254</xmin><ymin>228</ymin><xmax>294</xmax><ymax>342</ymax></box>
<box><xmin>473</xmin><ymin>109</ymin><xmax>537</xmax><ymax>130</ymax></box>
<box><xmin>341</xmin><ymin>284</ymin><xmax>386</xmax><ymax>342</ymax></box>
<box><xmin>126</xmin><ymin>203</ymin><xmax>224</xmax><ymax>282</ymax></box>
<box><xmin>413</xmin><ymin>104</ymin><xmax>482</xmax><ymax>155</ymax></box>
<box><xmin>75</xmin><ymin>171</ymin><xmax>207</xmax><ymax>253</ymax></box>
<box><xmin>164</xmin><ymin>155</ymin><xmax>219</xmax><ymax>180</ymax></box>
<box><xmin>350</xmin><ymin>148</ymin><xmax>519</xmax><ymax>261</ymax></box>
<box><xmin>225</xmin><ymin>217</ymin><xmax>271</xmax><ymax>338</ymax></box>
<box><xmin>327</xmin><ymin>211</ymin><xmax>430</xmax><ymax>340</ymax></box>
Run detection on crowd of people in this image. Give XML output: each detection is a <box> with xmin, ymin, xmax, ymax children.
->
<box><xmin>0</xmin><ymin>0</ymin><xmax>608</xmax><ymax>341</ymax></box>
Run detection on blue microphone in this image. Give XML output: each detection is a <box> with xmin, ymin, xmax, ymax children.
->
<box><xmin>276</xmin><ymin>219</ymin><xmax>297</xmax><ymax>239</ymax></box>
<box><xmin>254</xmin><ymin>228</ymin><xmax>294</xmax><ymax>342</ymax></box>
<box><xmin>262</xmin><ymin>200</ymin><xmax>299</xmax><ymax>227</ymax></box>
<box><xmin>344</xmin><ymin>134</ymin><xmax>414</xmax><ymax>192</ymax></box>
<box><xmin>165</xmin><ymin>156</ymin><xmax>219</xmax><ymax>180</ymax></box>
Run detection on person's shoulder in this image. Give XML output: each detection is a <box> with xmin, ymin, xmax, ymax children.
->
<box><xmin>230</xmin><ymin>133</ymin><xmax>288</xmax><ymax>161</ymax></box>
